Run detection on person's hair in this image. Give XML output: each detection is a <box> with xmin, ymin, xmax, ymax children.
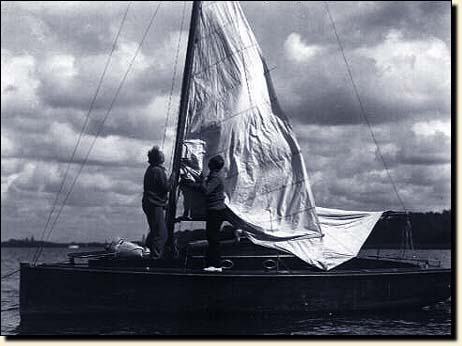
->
<box><xmin>208</xmin><ymin>155</ymin><xmax>224</xmax><ymax>171</ymax></box>
<box><xmin>148</xmin><ymin>146</ymin><xmax>165</xmax><ymax>165</ymax></box>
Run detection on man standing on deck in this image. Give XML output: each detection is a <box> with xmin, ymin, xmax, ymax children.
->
<box><xmin>142</xmin><ymin>146</ymin><xmax>170</xmax><ymax>258</ymax></box>
<box><xmin>201</xmin><ymin>155</ymin><xmax>228</xmax><ymax>272</ymax></box>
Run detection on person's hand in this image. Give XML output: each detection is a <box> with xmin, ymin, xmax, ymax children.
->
<box><xmin>233</xmin><ymin>228</ymin><xmax>243</xmax><ymax>244</ymax></box>
<box><xmin>180</xmin><ymin>158</ymin><xmax>187</xmax><ymax>168</ymax></box>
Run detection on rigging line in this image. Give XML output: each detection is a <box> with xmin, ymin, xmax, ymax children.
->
<box><xmin>33</xmin><ymin>2</ymin><xmax>163</xmax><ymax>264</ymax></box>
<box><xmin>161</xmin><ymin>1</ymin><xmax>187</xmax><ymax>168</ymax></box>
<box><xmin>324</xmin><ymin>1</ymin><xmax>407</xmax><ymax>213</ymax></box>
<box><xmin>35</xmin><ymin>1</ymin><xmax>163</xmax><ymax>262</ymax></box>
<box><xmin>1</xmin><ymin>269</ymin><xmax>20</xmax><ymax>281</ymax></box>
<box><xmin>31</xmin><ymin>2</ymin><xmax>132</xmax><ymax>264</ymax></box>
<box><xmin>170</xmin><ymin>1</ymin><xmax>198</xmax><ymax>174</ymax></box>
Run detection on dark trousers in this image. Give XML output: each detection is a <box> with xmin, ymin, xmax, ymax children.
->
<box><xmin>142</xmin><ymin>202</ymin><xmax>167</xmax><ymax>258</ymax></box>
<box><xmin>205</xmin><ymin>208</ymin><xmax>232</xmax><ymax>267</ymax></box>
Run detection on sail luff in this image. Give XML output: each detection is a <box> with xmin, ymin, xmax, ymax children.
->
<box><xmin>165</xmin><ymin>1</ymin><xmax>202</xmax><ymax>252</ymax></box>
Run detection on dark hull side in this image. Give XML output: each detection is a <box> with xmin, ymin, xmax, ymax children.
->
<box><xmin>19</xmin><ymin>262</ymin><xmax>451</xmax><ymax>321</ymax></box>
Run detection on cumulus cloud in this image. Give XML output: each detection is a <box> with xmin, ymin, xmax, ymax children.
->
<box><xmin>274</xmin><ymin>28</ymin><xmax>451</xmax><ymax>127</ymax></box>
<box><xmin>1</xmin><ymin>133</ymin><xmax>16</xmax><ymax>157</ymax></box>
<box><xmin>284</xmin><ymin>33</ymin><xmax>322</xmax><ymax>63</ymax></box>
<box><xmin>294</xmin><ymin>119</ymin><xmax>450</xmax><ymax>212</ymax></box>
<box><xmin>1</xmin><ymin>49</ymin><xmax>40</xmax><ymax>116</ymax></box>
<box><xmin>412</xmin><ymin>119</ymin><xmax>451</xmax><ymax>137</ymax></box>
<box><xmin>355</xmin><ymin>30</ymin><xmax>450</xmax><ymax>113</ymax></box>
<box><xmin>1</xmin><ymin>119</ymin><xmax>159</xmax><ymax>168</ymax></box>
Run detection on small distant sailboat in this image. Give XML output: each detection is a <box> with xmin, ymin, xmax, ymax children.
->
<box><xmin>19</xmin><ymin>1</ymin><xmax>450</xmax><ymax>320</ymax></box>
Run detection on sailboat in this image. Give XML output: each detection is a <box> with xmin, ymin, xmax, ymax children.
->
<box><xmin>19</xmin><ymin>1</ymin><xmax>451</xmax><ymax>321</ymax></box>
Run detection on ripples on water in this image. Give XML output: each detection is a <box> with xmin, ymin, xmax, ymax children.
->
<box><xmin>1</xmin><ymin>248</ymin><xmax>452</xmax><ymax>336</ymax></box>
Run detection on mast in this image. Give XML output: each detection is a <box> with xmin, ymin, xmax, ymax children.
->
<box><xmin>165</xmin><ymin>1</ymin><xmax>202</xmax><ymax>255</ymax></box>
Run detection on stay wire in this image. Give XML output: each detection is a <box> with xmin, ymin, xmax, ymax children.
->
<box><xmin>1</xmin><ymin>269</ymin><xmax>20</xmax><ymax>280</ymax></box>
<box><xmin>33</xmin><ymin>2</ymin><xmax>163</xmax><ymax>264</ymax></box>
<box><xmin>324</xmin><ymin>1</ymin><xmax>408</xmax><ymax>214</ymax></box>
<box><xmin>161</xmin><ymin>1</ymin><xmax>187</xmax><ymax>169</ymax></box>
<box><xmin>25</xmin><ymin>3</ymin><xmax>132</xmax><ymax>266</ymax></box>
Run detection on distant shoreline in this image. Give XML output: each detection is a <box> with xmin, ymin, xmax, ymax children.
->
<box><xmin>1</xmin><ymin>241</ymin><xmax>107</xmax><ymax>248</ymax></box>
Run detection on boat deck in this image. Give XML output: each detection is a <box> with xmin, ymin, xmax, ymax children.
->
<box><xmin>47</xmin><ymin>235</ymin><xmax>448</xmax><ymax>276</ymax></box>
<box><xmin>29</xmin><ymin>249</ymin><xmax>447</xmax><ymax>278</ymax></box>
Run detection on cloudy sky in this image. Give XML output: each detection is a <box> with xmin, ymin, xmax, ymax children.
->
<box><xmin>1</xmin><ymin>1</ymin><xmax>451</xmax><ymax>242</ymax></box>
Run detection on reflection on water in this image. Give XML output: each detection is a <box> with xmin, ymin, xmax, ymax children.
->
<box><xmin>2</xmin><ymin>248</ymin><xmax>452</xmax><ymax>336</ymax></box>
<box><xmin>14</xmin><ymin>302</ymin><xmax>451</xmax><ymax>336</ymax></box>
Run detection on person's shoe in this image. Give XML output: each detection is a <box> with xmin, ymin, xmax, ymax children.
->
<box><xmin>142</xmin><ymin>247</ymin><xmax>151</xmax><ymax>257</ymax></box>
<box><xmin>203</xmin><ymin>266</ymin><xmax>223</xmax><ymax>272</ymax></box>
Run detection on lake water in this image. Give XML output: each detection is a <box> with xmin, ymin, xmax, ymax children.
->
<box><xmin>1</xmin><ymin>247</ymin><xmax>452</xmax><ymax>336</ymax></box>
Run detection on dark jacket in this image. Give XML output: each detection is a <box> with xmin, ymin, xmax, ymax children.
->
<box><xmin>143</xmin><ymin>164</ymin><xmax>170</xmax><ymax>207</ymax></box>
<box><xmin>202</xmin><ymin>171</ymin><xmax>226</xmax><ymax>210</ymax></box>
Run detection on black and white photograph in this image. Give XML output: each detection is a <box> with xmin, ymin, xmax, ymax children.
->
<box><xmin>1</xmin><ymin>1</ymin><xmax>453</xmax><ymax>337</ymax></box>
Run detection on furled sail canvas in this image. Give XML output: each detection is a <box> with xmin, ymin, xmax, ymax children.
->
<box><xmin>184</xmin><ymin>1</ymin><xmax>383</xmax><ymax>270</ymax></box>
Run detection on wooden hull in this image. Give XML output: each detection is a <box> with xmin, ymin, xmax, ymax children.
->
<box><xmin>19</xmin><ymin>260</ymin><xmax>451</xmax><ymax>321</ymax></box>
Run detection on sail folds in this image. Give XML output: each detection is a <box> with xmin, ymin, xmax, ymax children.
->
<box><xmin>184</xmin><ymin>1</ymin><xmax>383</xmax><ymax>270</ymax></box>
<box><xmin>247</xmin><ymin>207</ymin><xmax>383</xmax><ymax>270</ymax></box>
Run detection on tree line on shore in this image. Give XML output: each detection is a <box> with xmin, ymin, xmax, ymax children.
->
<box><xmin>2</xmin><ymin>210</ymin><xmax>451</xmax><ymax>249</ymax></box>
<box><xmin>363</xmin><ymin>210</ymin><xmax>451</xmax><ymax>249</ymax></box>
<box><xmin>1</xmin><ymin>238</ymin><xmax>107</xmax><ymax>248</ymax></box>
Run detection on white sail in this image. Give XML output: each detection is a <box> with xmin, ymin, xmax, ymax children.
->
<box><xmin>185</xmin><ymin>1</ymin><xmax>383</xmax><ymax>270</ymax></box>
